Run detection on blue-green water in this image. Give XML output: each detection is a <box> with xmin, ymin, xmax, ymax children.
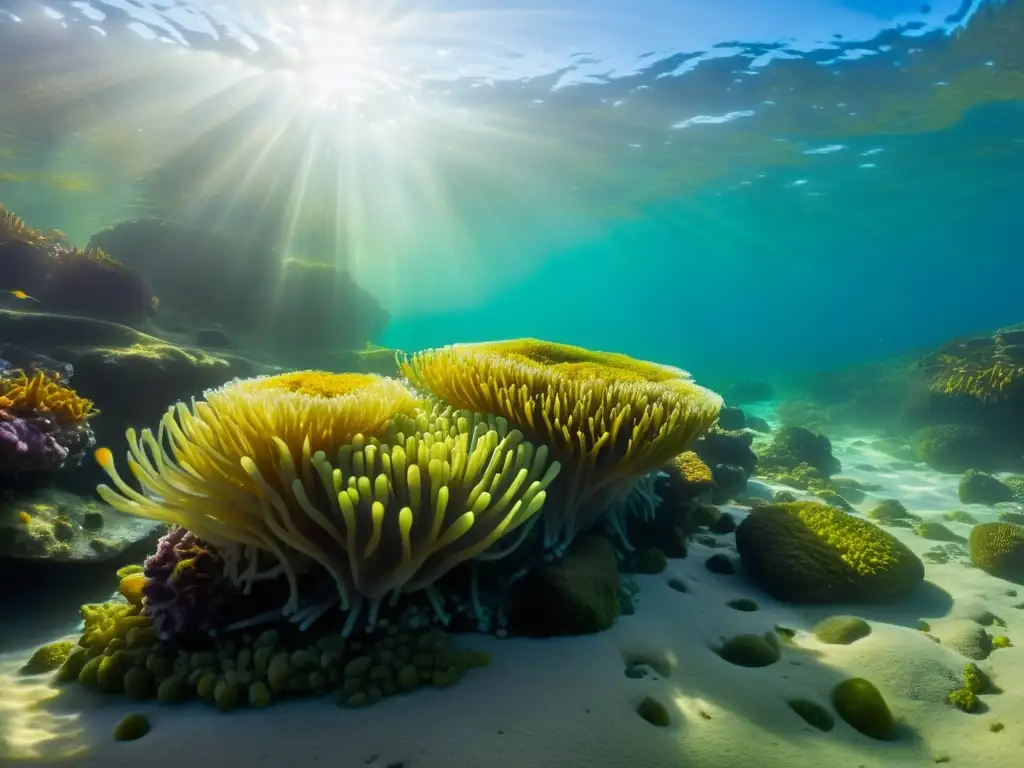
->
<box><xmin>2</xmin><ymin>0</ymin><xmax>1021</xmax><ymax>383</ymax></box>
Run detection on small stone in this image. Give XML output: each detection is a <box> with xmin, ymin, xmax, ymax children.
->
<box><xmin>705</xmin><ymin>554</ymin><xmax>735</xmax><ymax>575</ymax></box>
<box><xmin>113</xmin><ymin>713</ymin><xmax>151</xmax><ymax>741</ymax></box>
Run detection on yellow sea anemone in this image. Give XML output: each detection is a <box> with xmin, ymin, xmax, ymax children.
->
<box><xmin>0</xmin><ymin>371</ymin><xmax>95</xmax><ymax>421</ymax></box>
<box><xmin>94</xmin><ymin>371</ymin><xmax>560</xmax><ymax>634</ymax></box>
<box><xmin>399</xmin><ymin>338</ymin><xmax>722</xmax><ymax>551</ymax></box>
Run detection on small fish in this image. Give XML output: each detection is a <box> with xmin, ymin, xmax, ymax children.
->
<box><xmin>8</xmin><ymin>289</ymin><xmax>39</xmax><ymax>302</ymax></box>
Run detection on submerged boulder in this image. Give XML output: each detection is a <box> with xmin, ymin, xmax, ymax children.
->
<box><xmin>735</xmin><ymin>501</ymin><xmax>924</xmax><ymax>603</ymax></box>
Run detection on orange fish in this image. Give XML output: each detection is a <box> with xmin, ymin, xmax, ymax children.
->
<box><xmin>8</xmin><ymin>289</ymin><xmax>39</xmax><ymax>302</ymax></box>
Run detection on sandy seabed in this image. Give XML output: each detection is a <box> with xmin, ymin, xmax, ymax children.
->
<box><xmin>2</xmin><ymin>427</ymin><xmax>1022</xmax><ymax>768</ymax></box>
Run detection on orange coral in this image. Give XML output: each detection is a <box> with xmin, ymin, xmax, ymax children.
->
<box><xmin>0</xmin><ymin>371</ymin><xmax>95</xmax><ymax>422</ymax></box>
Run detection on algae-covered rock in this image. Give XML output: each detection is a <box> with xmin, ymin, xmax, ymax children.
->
<box><xmin>947</xmin><ymin>688</ymin><xmax>979</xmax><ymax>712</ymax></box>
<box><xmin>708</xmin><ymin>511</ymin><xmax>737</xmax><ymax>534</ymax></box>
<box><xmin>912</xmin><ymin>424</ymin><xmax>996</xmax><ymax>473</ymax></box>
<box><xmin>20</xmin><ymin>640</ymin><xmax>75</xmax><ymax>675</ymax></box>
<box><xmin>508</xmin><ymin>535</ymin><xmax>619</xmax><ymax>636</ymax></box>
<box><xmin>959</xmin><ymin>470</ymin><xmax>1013</xmax><ymax>506</ymax></box>
<box><xmin>913</xmin><ymin>521</ymin><xmax>966</xmax><ymax>544</ymax></box>
<box><xmin>944</xmin><ymin>510</ymin><xmax>979</xmax><ymax>525</ymax></box>
<box><xmin>716</xmin><ymin>632</ymin><xmax>780</xmax><ymax>667</ymax></box>
<box><xmin>705</xmin><ymin>554</ymin><xmax>736</xmax><ymax>575</ymax></box>
<box><xmin>831</xmin><ymin>678</ymin><xmax>895</xmax><ymax>740</ymax></box>
<box><xmin>866</xmin><ymin>499</ymin><xmax>919</xmax><ymax>528</ymax></box>
<box><xmin>969</xmin><ymin>522</ymin><xmax>1024</xmax><ymax>583</ymax></box>
<box><xmin>962</xmin><ymin>662</ymin><xmax>992</xmax><ymax>694</ymax></box>
<box><xmin>812</xmin><ymin>616</ymin><xmax>872</xmax><ymax>645</ymax></box>
<box><xmin>625</xmin><ymin>547</ymin><xmax>667</xmax><ymax>575</ymax></box>
<box><xmin>757</xmin><ymin>425</ymin><xmax>840</xmax><ymax>477</ymax></box>
<box><xmin>735</xmin><ymin>501</ymin><xmax>924</xmax><ymax>603</ymax></box>
<box><xmin>0</xmin><ymin>487</ymin><xmax>163</xmax><ymax>563</ymax></box>
<box><xmin>113</xmin><ymin>712</ymin><xmax>150</xmax><ymax>741</ymax></box>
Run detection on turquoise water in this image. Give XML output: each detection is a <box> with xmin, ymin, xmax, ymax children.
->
<box><xmin>2</xmin><ymin>0</ymin><xmax>1021</xmax><ymax>382</ymax></box>
<box><xmin>3</xmin><ymin>4</ymin><xmax>1024</xmax><ymax>766</ymax></box>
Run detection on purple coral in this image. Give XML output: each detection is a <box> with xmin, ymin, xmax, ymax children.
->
<box><xmin>142</xmin><ymin>526</ymin><xmax>240</xmax><ymax>639</ymax></box>
<box><xmin>0</xmin><ymin>409</ymin><xmax>94</xmax><ymax>473</ymax></box>
<box><xmin>0</xmin><ymin>410</ymin><xmax>69</xmax><ymax>471</ymax></box>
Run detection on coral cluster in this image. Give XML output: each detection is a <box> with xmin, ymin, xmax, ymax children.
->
<box><xmin>141</xmin><ymin>528</ymin><xmax>247</xmax><ymax>640</ymax></box>
<box><xmin>0</xmin><ymin>369</ymin><xmax>95</xmax><ymax>473</ymax></box>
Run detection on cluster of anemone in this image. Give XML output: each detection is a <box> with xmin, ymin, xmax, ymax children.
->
<box><xmin>95</xmin><ymin>340</ymin><xmax>723</xmax><ymax>641</ymax></box>
<box><xmin>0</xmin><ymin>369</ymin><xmax>96</xmax><ymax>473</ymax></box>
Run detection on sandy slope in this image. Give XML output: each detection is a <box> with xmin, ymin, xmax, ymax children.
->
<box><xmin>2</xmin><ymin>426</ymin><xmax>1022</xmax><ymax>768</ymax></box>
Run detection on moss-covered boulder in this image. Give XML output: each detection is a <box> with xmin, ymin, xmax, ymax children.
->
<box><xmin>508</xmin><ymin>535</ymin><xmax>620</xmax><ymax>636</ymax></box>
<box><xmin>812</xmin><ymin>616</ymin><xmax>872</xmax><ymax>645</ymax></box>
<box><xmin>832</xmin><ymin>678</ymin><xmax>895</xmax><ymax>740</ymax></box>
<box><xmin>735</xmin><ymin>502</ymin><xmax>924</xmax><ymax>603</ymax></box>
<box><xmin>756</xmin><ymin>425</ymin><xmax>840</xmax><ymax>477</ymax></box>
<box><xmin>911</xmin><ymin>424</ymin><xmax>998</xmax><ymax>473</ymax></box>
<box><xmin>913</xmin><ymin>521</ymin><xmax>966</xmax><ymax>544</ymax></box>
<box><xmin>691</xmin><ymin>427</ymin><xmax>757</xmax><ymax>476</ymax></box>
<box><xmin>968</xmin><ymin>522</ymin><xmax>1024</xmax><ymax>583</ymax></box>
<box><xmin>865</xmin><ymin>499</ymin><xmax>919</xmax><ymax>527</ymax></box>
<box><xmin>959</xmin><ymin>470</ymin><xmax>1013</xmax><ymax>506</ymax></box>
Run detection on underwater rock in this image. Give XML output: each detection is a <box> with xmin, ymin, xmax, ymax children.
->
<box><xmin>831</xmin><ymin>677</ymin><xmax>895</xmax><ymax>740</ymax></box>
<box><xmin>958</xmin><ymin>469</ymin><xmax>1013</xmax><ymax>506</ymax></box>
<box><xmin>705</xmin><ymin>554</ymin><xmax>735</xmax><ymax>575</ymax></box>
<box><xmin>913</xmin><ymin>521</ymin><xmax>966</xmax><ymax>543</ymax></box>
<box><xmin>866</xmin><ymin>499</ymin><xmax>920</xmax><ymax>528</ymax></box>
<box><xmin>0</xmin><ymin>309</ymin><xmax>262</xmax><ymax>449</ymax></box>
<box><xmin>968</xmin><ymin>522</ymin><xmax>1024</xmax><ymax>583</ymax></box>
<box><xmin>940</xmin><ymin>620</ymin><xmax>994</xmax><ymax>660</ymax></box>
<box><xmin>194</xmin><ymin>327</ymin><xmax>232</xmax><ymax>348</ymax></box>
<box><xmin>624</xmin><ymin>547</ymin><xmax>668</xmax><ymax>575</ymax></box>
<box><xmin>89</xmin><ymin>219</ymin><xmax>390</xmax><ymax>365</ymax></box>
<box><xmin>692</xmin><ymin>427</ymin><xmax>757</xmax><ymax>476</ymax></box>
<box><xmin>321</xmin><ymin>346</ymin><xmax>404</xmax><ymax>378</ymax></box>
<box><xmin>507</xmin><ymin>535</ymin><xmax>620</xmax><ymax>637</ymax></box>
<box><xmin>0</xmin><ymin>486</ymin><xmax>163</xmax><ymax>562</ymax></box>
<box><xmin>716</xmin><ymin>406</ymin><xmax>746</xmax><ymax>431</ymax></box>
<box><xmin>711</xmin><ymin>463</ymin><xmax>747</xmax><ymax>503</ymax></box>
<box><xmin>756</xmin><ymin>425</ymin><xmax>841</xmax><ymax>477</ymax></box>
<box><xmin>812</xmin><ymin>615</ymin><xmax>872</xmax><ymax>645</ymax></box>
<box><xmin>735</xmin><ymin>501</ymin><xmax>924</xmax><ymax>603</ymax></box>
<box><xmin>911</xmin><ymin>424</ymin><xmax>1000</xmax><ymax>473</ymax></box>
<box><xmin>708</xmin><ymin>511</ymin><xmax>737</xmax><ymax>534</ymax></box>
<box><xmin>745</xmin><ymin>415</ymin><xmax>772</xmax><ymax>433</ymax></box>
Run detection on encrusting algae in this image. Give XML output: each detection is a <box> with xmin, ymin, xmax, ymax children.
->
<box><xmin>40</xmin><ymin>570</ymin><xmax>491</xmax><ymax>712</ymax></box>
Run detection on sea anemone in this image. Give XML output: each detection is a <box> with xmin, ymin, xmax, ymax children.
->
<box><xmin>399</xmin><ymin>339</ymin><xmax>722</xmax><ymax>552</ymax></box>
<box><xmin>94</xmin><ymin>371</ymin><xmax>560</xmax><ymax>635</ymax></box>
